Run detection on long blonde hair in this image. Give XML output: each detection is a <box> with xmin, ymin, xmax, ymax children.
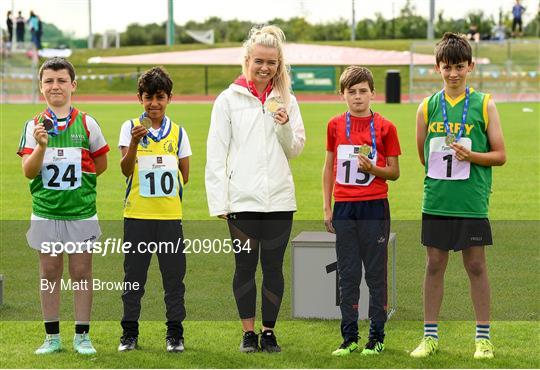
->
<box><xmin>242</xmin><ymin>25</ymin><xmax>291</xmax><ymax>108</ymax></box>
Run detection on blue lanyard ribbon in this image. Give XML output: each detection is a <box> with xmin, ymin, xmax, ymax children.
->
<box><xmin>346</xmin><ymin>111</ymin><xmax>377</xmax><ymax>159</ymax></box>
<box><xmin>46</xmin><ymin>107</ymin><xmax>73</xmax><ymax>136</ymax></box>
<box><xmin>440</xmin><ymin>87</ymin><xmax>470</xmax><ymax>142</ymax></box>
<box><xmin>139</xmin><ymin>112</ymin><xmax>167</xmax><ymax>143</ymax></box>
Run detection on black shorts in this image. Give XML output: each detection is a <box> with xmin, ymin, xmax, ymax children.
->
<box><xmin>512</xmin><ymin>18</ymin><xmax>523</xmax><ymax>32</ymax></box>
<box><xmin>227</xmin><ymin>211</ymin><xmax>294</xmax><ymax>241</ymax></box>
<box><xmin>421</xmin><ymin>213</ymin><xmax>492</xmax><ymax>251</ymax></box>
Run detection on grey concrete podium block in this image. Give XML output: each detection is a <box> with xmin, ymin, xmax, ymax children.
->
<box><xmin>291</xmin><ymin>231</ymin><xmax>396</xmax><ymax>320</ymax></box>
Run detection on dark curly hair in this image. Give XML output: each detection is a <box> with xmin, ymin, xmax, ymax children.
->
<box><xmin>137</xmin><ymin>66</ymin><xmax>173</xmax><ymax>97</ymax></box>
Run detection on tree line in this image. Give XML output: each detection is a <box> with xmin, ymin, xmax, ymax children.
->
<box><xmin>16</xmin><ymin>1</ymin><xmax>540</xmax><ymax>48</ymax></box>
<box><xmin>117</xmin><ymin>2</ymin><xmax>539</xmax><ymax>45</ymax></box>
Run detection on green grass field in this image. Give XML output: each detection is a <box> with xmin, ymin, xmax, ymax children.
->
<box><xmin>0</xmin><ymin>101</ymin><xmax>539</xmax><ymax>368</ymax></box>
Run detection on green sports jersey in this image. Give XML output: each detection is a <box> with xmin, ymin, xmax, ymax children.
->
<box><xmin>21</xmin><ymin>110</ymin><xmax>98</xmax><ymax>220</ymax></box>
<box><xmin>422</xmin><ymin>88</ymin><xmax>492</xmax><ymax>218</ymax></box>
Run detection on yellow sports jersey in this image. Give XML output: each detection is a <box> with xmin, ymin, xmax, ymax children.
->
<box><xmin>124</xmin><ymin>118</ymin><xmax>184</xmax><ymax>220</ymax></box>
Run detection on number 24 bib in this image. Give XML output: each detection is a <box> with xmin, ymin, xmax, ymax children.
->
<box><xmin>336</xmin><ymin>145</ymin><xmax>376</xmax><ymax>186</ymax></box>
<box><xmin>41</xmin><ymin>148</ymin><xmax>82</xmax><ymax>190</ymax></box>
<box><xmin>427</xmin><ymin>137</ymin><xmax>472</xmax><ymax>180</ymax></box>
<box><xmin>138</xmin><ymin>155</ymin><xmax>179</xmax><ymax>197</ymax></box>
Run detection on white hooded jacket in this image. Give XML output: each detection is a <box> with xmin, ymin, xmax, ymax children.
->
<box><xmin>205</xmin><ymin>83</ymin><xmax>306</xmax><ymax>216</ymax></box>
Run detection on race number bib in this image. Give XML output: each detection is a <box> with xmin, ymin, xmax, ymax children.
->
<box><xmin>427</xmin><ymin>137</ymin><xmax>472</xmax><ymax>180</ymax></box>
<box><xmin>41</xmin><ymin>148</ymin><xmax>82</xmax><ymax>190</ymax></box>
<box><xmin>138</xmin><ymin>155</ymin><xmax>178</xmax><ymax>197</ymax></box>
<box><xmin>336</xmin><ymin>145</ymin><xmax>376</xmax><ymax>186</ymax></box>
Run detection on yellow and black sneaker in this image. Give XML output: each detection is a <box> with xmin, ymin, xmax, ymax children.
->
<box><xmin>410</xmin><ymin>336</ymin><xmax>438</xmax><ymax>358</ymax></box>
<box><xmin>332</xmin><ymin>339</ymin><xmax>359</xmax><ymax>356</ymax></box>
<box><xmin>474</xmin><ymin>339</ymin><xmax>494</xmax><ymax>359</ymax></box>
<box><xmin>361</xmin><ymin>337</ymin><xmax>385</xmax><ymax>355</ymax></box>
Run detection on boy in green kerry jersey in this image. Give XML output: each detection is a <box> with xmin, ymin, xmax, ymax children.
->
<box><xmin>17</xmin><ymin>58</ymin><xmax>110</xmax><ymax>355</ymax></box>
<box><xmin>410</xmin><ymin>33</ymin><xmax>506</xmax><ymax>360</ymax></box>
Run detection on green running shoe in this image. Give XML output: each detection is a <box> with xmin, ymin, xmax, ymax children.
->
<box><xmin>361</xmin><ymin>338</ymin><xmax>385</xmax><ymax>355</ymax></box>
<box><xmin>35</xmin><ymin>334</ymin><xmax>62</xmax><ymax>355</ymax></box>
<box><xmin>73</xmin><ymin>333</ymin><xmax>97</xmax><ymax>355</ymax></box>
<box><xmin>474</xmin><ymin>339</ymin><xmax>494</xmax><ymax>359</ymax></box>
<box><xmin>332</xmin><ymin>340</ymin><xmax>358</xmax><ymax>356</ymax></box>
<box><xmin>410</xmin><ymin>336</ymin><xmax>438</xmax><ymax>358</ymax></box>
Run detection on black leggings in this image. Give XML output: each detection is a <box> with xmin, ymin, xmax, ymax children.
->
<box><xmin>227</xmin><ymin>211</ymin><xmax>293</xmax><ymax>328</ymax></box>
<box><xmin>121</xmin><ymin>218</ymin><xmax>186</xmax><ymax>338</ymax></box>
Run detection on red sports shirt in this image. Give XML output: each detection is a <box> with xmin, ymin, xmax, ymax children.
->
<box><xmin>326</xmin><ymin>112</ymin><xmax>401</xmax><ymax>202</ymax></box>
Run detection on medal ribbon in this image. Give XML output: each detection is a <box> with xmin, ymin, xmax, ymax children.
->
<box><xmin>440</xmin><ymin>86</ymin><xmax>470</xmax><ymax>142</ymax></box>
<box><xmin>139</xmin><ymin>112</ymin><xmax>168</xmax><ymax>143</ymax></box>
<box><xmin>346</xmin><ymin>111</ymin><xmax>377</xmax><ymax>159</ymax></box>
<box><xmin>45</xmin><ymin>107</ymin><xmax>74</xmax><ymax>136</ymax></box>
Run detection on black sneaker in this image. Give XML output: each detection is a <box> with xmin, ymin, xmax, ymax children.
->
<box><xmin>166</xmin><ymin>337</ymin><xmax>184</xmax><ymax>353</ymax></box>
<box><xmin>260</xmin><ymin>330</ymin><xmax>281</xmax><ymax>353</ymax></box>
<box><xmin>118</xmin><ymin>336</ymin><xmax>138</xmax><ymax>352</ymax></box>
<box><xmin>239</xmin><ymin>331</ymin><xmax>259</xmax><ymax>353</ymax></box>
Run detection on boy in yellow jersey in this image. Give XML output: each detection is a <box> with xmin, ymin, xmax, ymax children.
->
<box><xmin>410</xmin><ymin>33</ymin><xmax>506</xmax><ymax>360</ymax></box>
<box><xmin>117</xmin><ymin>67</ymin><xmax>191</xmax><ymax>353</ymax></box>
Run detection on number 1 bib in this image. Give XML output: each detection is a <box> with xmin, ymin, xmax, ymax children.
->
<box><xmin>41</xmin><ymin>147</ymin><xmax>82</xmax><ymax>190</ymax></box>
<box><xmin>336</xmin><ymin>144</ymin><xmax>376</xmax><ymax>186</ymax></box>
<box><xmin>427</xmin><ymin>137</ymin><xmax>472</xmax><ymax>180</ymax></box>
<box><xmin>138</xmin><ymin>155</ymin><xmax>178</xmax><ymax>197</ymax></box>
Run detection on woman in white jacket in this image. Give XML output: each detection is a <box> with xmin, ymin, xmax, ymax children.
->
<box><xmin>205</xmin><ymin>25</ymin><xmax>305</xmax><ymax>353</ymax></box>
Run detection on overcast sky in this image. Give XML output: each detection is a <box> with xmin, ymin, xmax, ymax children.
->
<box><xmin>3</xmin><ymin>0</ymin><xmax>539</xmax><ymax>38</ymax></box>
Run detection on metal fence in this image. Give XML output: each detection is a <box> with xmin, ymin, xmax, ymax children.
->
<box><xmin>1</xmin><ymin>47</ymin><xmax>39</xmax><ymax>104</ymax></box>
<box><xmin>409</xmin><ymin>39</ymin><xmax>540</xmax><ymax>103</ymax></box>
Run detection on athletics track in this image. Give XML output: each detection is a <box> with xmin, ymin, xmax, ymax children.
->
<box><xmin>5</xmin><ymin>93</ymin><xmax>539</xmax><ymax>104</ymax></box>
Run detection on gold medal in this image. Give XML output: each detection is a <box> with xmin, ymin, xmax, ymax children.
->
<box><xmin>140</xmin><ymin>117</ymin><xmax>152</xmax><ymax>129</ymax></box>
<box><xmin>359</xmin><ymin>144</ymin><xmax>371</xmax><ymax>156</ymax></box>
<box><xmin>445</xmin><ymin>133</ymin><xmax>455</xmax><ymax>145</ymax></box>
<box><xmin>267</xmin><ymin>97</ymin><xmax>284</xmax><ymax>114</ymax></box>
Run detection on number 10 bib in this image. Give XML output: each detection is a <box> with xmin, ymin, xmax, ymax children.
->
<box><xmin>138</xmin><ymin>155</ymin><xmax>178</xmax><ymax>197</ymax></box>
<box><xmin>427</xmin><ymin>137</ymin><xmax>472</xmax><ymax>180</ymax></box>
<box><xmin>336</xmin><ymin>145</ymin><xmax>376</xmax><ymax>186</ymax></box>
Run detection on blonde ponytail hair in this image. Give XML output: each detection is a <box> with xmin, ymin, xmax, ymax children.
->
<box><xmin>242</xmin><ymin>25</ymin><xmax>291</xmax><ymax>108</ymax></box>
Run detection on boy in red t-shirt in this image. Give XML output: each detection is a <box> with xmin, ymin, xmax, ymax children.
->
<box><xmin>322</xmin><ymin>66</ymin><xmax>401</xmax><ymax>356</ymax></box>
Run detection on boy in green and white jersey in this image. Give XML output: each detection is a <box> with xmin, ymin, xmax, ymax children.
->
<box><xmin>17</xmin><ymin>58</ymin><xmax>109</xmax><ymax>355</ymax></box>
<box><xmin>410</xmin><ymin>33</ymin><xmax>506</xmax><ymax>360</ymax></box>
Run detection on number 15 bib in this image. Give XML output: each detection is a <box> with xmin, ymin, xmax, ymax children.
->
<box><xmin>427</xmin><ymin>137</ymin><xmax>472</xmax><ymax>180</ymax></box>
<box><xmin>336</xmin><ymin>144</ymin><xmax>376</xmax><ymax>186</ymax></box>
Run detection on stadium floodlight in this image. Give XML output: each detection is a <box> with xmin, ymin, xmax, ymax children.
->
<box><xmin>351</xmin><ymin>0</ymin><xmax>356</xmax><ymax>42</ymax></box>
<box><xmin>166</xmin><ymin>0</ymin><xmax>175</xmax><ymax>46</ymax></box>
<box><xmin>88</xmin><ymin>0</ymin><xmax>93</xmax><ymax>49</ymax></box>
<box><xmin>427</xmin><ymin>0</ymin><xmax>435</xmax><ymax>40</ymax></box>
